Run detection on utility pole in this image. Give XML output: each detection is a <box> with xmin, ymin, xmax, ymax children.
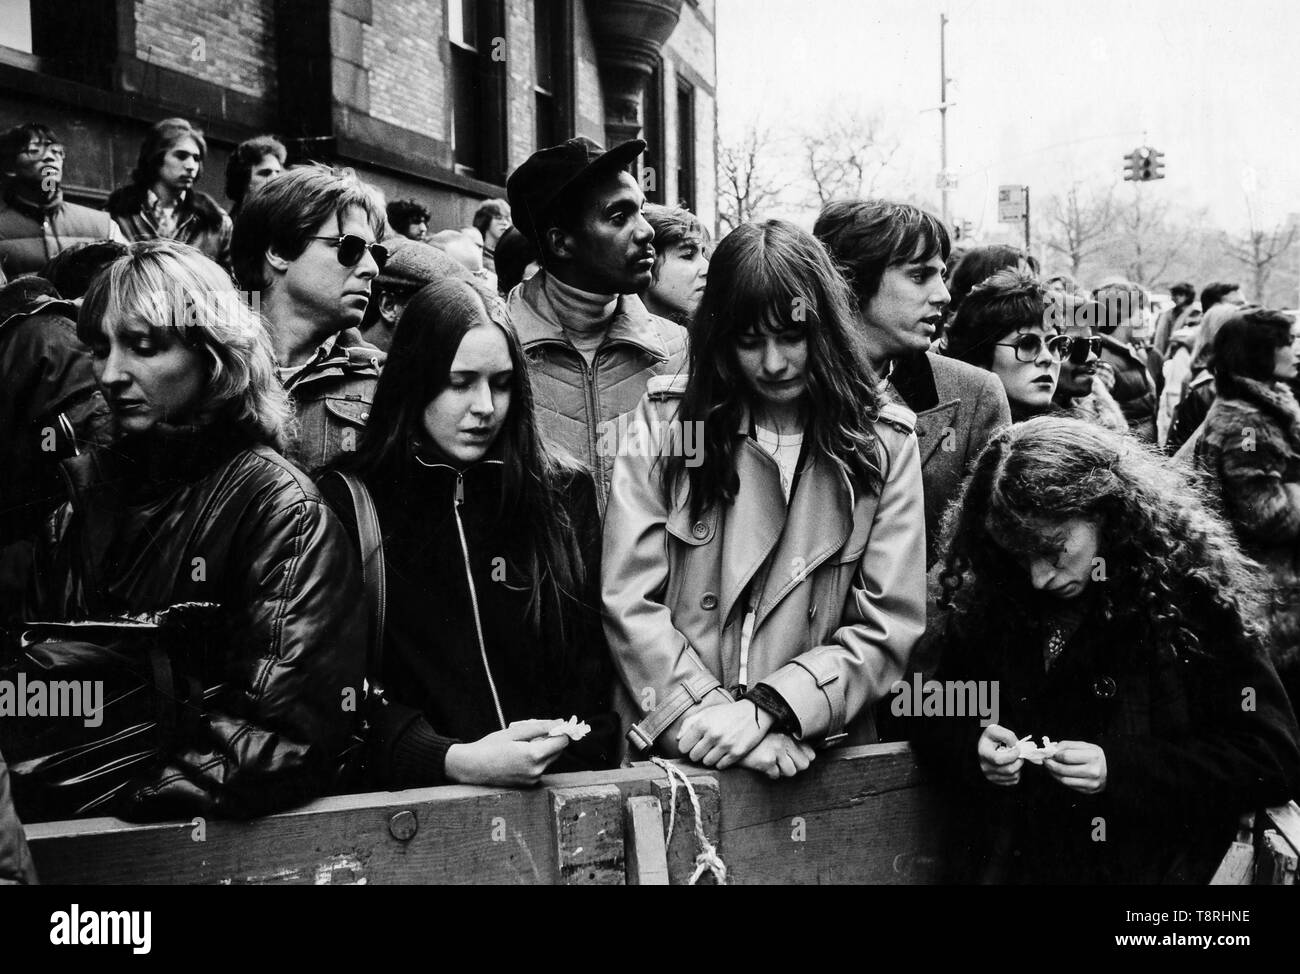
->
<box><xmin>939</xmin><ymin>12</ymin><xmax>950</xmax><ymax>225</ymax></box>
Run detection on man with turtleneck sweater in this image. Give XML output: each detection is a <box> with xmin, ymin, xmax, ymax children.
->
<box><xmin>0</xmin><ymin>123</ymin><xmax>124</xmax><ymax>278</ymax></box>
<box><xmin>506</xmin><ymin>137</ymin><xmax>688</xmax><ymax>511</ymax></box>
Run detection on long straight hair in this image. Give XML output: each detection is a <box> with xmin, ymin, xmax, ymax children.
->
<box><xmin>332</xmin><ymin>276</ymin><xmax>587</xmax><ymax>637</ymax></box>
<box><xmin>664</xmin><ymin>220</ymin><xmax>884</xmax><ymax>520</ymax></box>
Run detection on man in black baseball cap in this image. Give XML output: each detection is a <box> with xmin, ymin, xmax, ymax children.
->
<box><xmin>505</xmin><ymin>136</ymin><xmax>687</xmax><ymax>511</ymax></box>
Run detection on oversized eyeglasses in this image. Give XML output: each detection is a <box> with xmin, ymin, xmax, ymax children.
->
<box><xmin>1062</xmin><ymin>335</ymin><xmax>1102</xmax><ymax>364</ymax></box>
<box><xmin>20</xmin><ymin>141</ymin><xmax>65</xmax><ymax>159</ymax></box>
<box><xmin>995</xmin><ymin>333</ymin><xmax>1074</xmax><ymax>363</ymax></box>
<box><xmin>308</xmin><ymin>234</ymin><xmax>388</xmax><ymax>272</ymax></box>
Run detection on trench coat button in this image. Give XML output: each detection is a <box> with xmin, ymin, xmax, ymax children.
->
<box><xmin>1092</xmin><ymin>676</ymin><xmax>1117</xmax><ymax>699</ymax></box>
<box><xmin>692</xmin><ymin>522</ymin><xmax>708</xmax><ymax>539</ymax></box>
<box><xmin>361</xmin><ymin>412</ymin><xmax>369</xmax><ymax>421</ymax></box>
<box><xmin>700</xmin><ymin>592</ymin><xmax>718</xmax><ymax>611</ymax></box>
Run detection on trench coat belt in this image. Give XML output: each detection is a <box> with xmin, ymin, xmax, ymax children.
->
<box><xmin>626</xmin><ymin>671</ymin><xmax>731</xmax><ymax>752</ymax></box>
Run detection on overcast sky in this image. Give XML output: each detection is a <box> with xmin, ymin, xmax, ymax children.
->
<box><xmin>715</xmin><ymin>0</ymin><xmax>1299</xmax><ymax>236</ymax></box>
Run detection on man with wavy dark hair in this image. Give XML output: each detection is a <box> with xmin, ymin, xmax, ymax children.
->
<box><xmin>106</xmin><ymin>117</ymin><xmax>232</xmax><ymax>268</ymax></box>
<box><xmin>224</xmin><ymin>134</ymin><xmax>286</xmax><ymax>217</ymax></box>
<box><xmin>232</xmin><ymin>164</ymin><xmax>388</xmax><ymax>472</ymax></box>
<box><xmin>814</xmin><ymin>198</ymin><xmax>1010</xmax><ymax>569</ymax></box>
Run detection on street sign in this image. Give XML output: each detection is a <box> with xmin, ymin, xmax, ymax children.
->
<box><xmin>935</xmin><ymin>170</ymin><xmax>959</xmax><ymax>190</ymax></box>
<box><xmin>998</xmin><ymin>185</ymin><xmax>1026</xmax><ymax>222</ymax></box>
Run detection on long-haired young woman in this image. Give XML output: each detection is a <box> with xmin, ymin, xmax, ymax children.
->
<box><xmin>322</xmin><ymin>276</ymin><xmax>616</xmax><ymax>788</ymax></box>
<box><xmin>602</xmin><ymin>220</ymin><xmax>926</xmax><ymax>778</ymax></box>
<box><xmin>912</xmin><ymin>416</ymin><xmax>1300</xmax><ymax>883</ymax></box>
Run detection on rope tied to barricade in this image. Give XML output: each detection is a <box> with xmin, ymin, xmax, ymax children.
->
<box><xmin>648</xmin><ymin>756</ymin><xmax>727</xmax><ymax>885</ymax></box>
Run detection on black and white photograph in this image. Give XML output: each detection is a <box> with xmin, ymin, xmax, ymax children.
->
<box><xmin>0</xmin><ymin>0</ymin><xmax>1297</xmax><ymax>953</ymax></box>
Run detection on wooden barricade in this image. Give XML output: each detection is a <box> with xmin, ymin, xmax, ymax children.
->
<box><xmin>1209</xmin><ymin>802</ymin><xmax>1300</xmax><ymax>886</ymax></box>
<box><xmin>23</xmin><ymin>741</ymin><xmax>943</xmax><ymax>885</ymax></box>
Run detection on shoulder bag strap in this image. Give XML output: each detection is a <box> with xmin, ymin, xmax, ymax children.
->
<box><xmin>334</xmin><ymin>471</ymin><xmax>387</xmax><ymax>698</ymax></box>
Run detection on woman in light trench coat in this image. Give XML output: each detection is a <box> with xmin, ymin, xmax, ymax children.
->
<box><xmin>602</xmin><ymin>220</ymin><xmax>927</xmax><ymax>778</ymax></box>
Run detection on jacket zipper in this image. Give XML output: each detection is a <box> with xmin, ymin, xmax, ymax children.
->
<box><xmin>453</xmin><ymin>471</ymin><xmax>507</xmax><ymax>731</ymax></box>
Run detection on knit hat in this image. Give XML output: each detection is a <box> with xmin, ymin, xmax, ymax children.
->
<box><xmin>375</xmin><ymin>237</ymin><xmax>469</xmax><ymax>293</ymax></box>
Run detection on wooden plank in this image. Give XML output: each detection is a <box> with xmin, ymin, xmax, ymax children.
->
<box><xmin>624</xmin><ymin>795</ymin><xmax>669</xmax><ymax>885</ymax></box>
<box><xmin>25</xmin><ymin>744</ymin><xmax>942</xmax><ymax>885</ymax></box>
<box><xmin>1255</xmin><ymin>830</ymin><xmax>1298</xmax><ymax>886</ymax></box>
<box><xmin>650</xmin><ymin>770</ymin><xmax>722</xmax><ymax>884</ymax></box>
<box><xmin>1209</xmin><ymin>841</ymin><xmax>1255</xmax><ymax>885</ymax></box>
<box><xmin>549</xmin><ymin>784</ymin><xmax>624</xmax><ymax>885</ymax></box>
<box><xmin>1262</xmin><ymin>802</ymin><xmax>1300</xmax><ymax>856</ymax></box>
<box><xmin>715</xmin><ymin>742</ymin><xmax>944</xmax><ymax>885</ymax></box>
<box><xmin>27</xmin><ymin>785</ymin><xmax>557</xmax><ymax>885</ymax></box>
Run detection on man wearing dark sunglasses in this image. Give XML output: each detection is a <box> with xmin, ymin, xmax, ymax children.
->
<box><xmin>0</xmin><ymin>122</ymin><xmax>125</xmax><ymax>277</ymax></box>
<box><xmin>1049</xmin><ymin>293</ymin><xmax>1130</xmax><ymax>434</ymax></box>
<box><xmin>1092</xmin><ymin>279</ymin><xmax>1161</xmax><ymax>443</ymax></box>
<box><xmin>231</xmin><ymin>164</ymin><xmax>388</xmax><ymax>473</ymax></box>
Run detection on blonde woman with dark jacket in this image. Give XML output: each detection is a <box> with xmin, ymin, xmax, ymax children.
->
<box><xmin>602</xmin><ymin>220</ymin><xmax>926</xmax><ymax>778</ymax></box>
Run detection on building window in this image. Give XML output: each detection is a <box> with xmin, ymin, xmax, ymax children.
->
<box><xmin>675</xmin><ymin>79</ymin><xmax>696</xmax><ymax>212</ymax></box>
<box><xmin>1</xmin><ymin>1</ymin><xmax>116</xmax><ymax>86</ymax></box>
<box><xmin>533</xmin><ymin>0</ymin><xmax>571</xmax><ymax>150</ymax></box>
<box><xmin>641</xmin><ymin>58</ymin><xmax>665</xmax><ymax>204</ymax></box>
<box><xmin>0</xmin><ymin>0</ymin><xmax>33</xmax><ymax>53</ymax></box>
<box><xmin>450</xmin><ymin>0</ymin><xmax>507</xmax><ymax>184</ymax></box>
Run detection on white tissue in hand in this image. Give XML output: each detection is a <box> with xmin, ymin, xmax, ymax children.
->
<box><xmin>549</xmin><ymin>716</ymin><xmax>591</xmax><ymax>740</ymax></box>
<box><xmin>1016</xmin><ymin>735</ymin><xmax>1060</xmax><ymax>764</ymax></box>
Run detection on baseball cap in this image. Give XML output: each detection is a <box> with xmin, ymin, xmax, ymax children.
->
<box><xmin>506</xmin><ymin>136</ymin><xmax>646</xmax><ymax>246</ymax></box>
<box><xmin>375</xmin><ymin>237</ymin><xmax>470</xmax><ymax>292</ymax></box>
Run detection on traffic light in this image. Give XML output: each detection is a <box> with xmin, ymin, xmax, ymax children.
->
<box><xmin>953</xmin><ymin>219</ymin><xmax>974</xmax><ymax>241</ymax></box>
<box><xmin>1124</xmin><ymin>146</ymin><xmax>1166</xmax><ymax>182</ymax></box>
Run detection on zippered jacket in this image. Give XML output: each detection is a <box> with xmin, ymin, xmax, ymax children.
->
<box><xmin>508</xmin><ymin>271</ymin><xmax>687</xmax><ymax>511</ymax></box>
<box><xmin>26</xmin><ymin>423</ymin><xmax>366</xmax><ymax>821</ymax></box>
<box><xmin>319</xmin><ymin>457</ymin><xmax>618</xmax><ymax>788</ymax></box>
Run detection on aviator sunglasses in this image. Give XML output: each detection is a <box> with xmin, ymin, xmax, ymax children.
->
<box><xmin>995</xmin><ymin>333</ymin><xmax>1101</xmax><ymax>364</ymax></box>
<box><xmin>308</xmin><ymin>234</ymin><xmax>389</xmax><ymax>272</ymax></box>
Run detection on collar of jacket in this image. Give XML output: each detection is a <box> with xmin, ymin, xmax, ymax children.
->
<box><xmin>510</xmin><ymin>271</ymin><xmax>674</xmax><ymax>362</ymax></box>
<box><xmin>0</xmin><ymin>295</ymin><xmax>78</xmax><ymax>336</ymax></box>
<box><xmin>673</xmin><ymin>413</ymin><xmax>855</xmax><ymax>627</ymax></box>
<box><xmin>1221</xmin><ymin>375</ymin><xmax>1300</xmax><ymax>452</ymax></box>
<box><xmin>105</xmin><ymin>185</ymin><xmax>226</xmax><ymax>234</ymax></box>
<box><xmin>284</xmin><ymin>328</ymin><xmax>384</xmax><ymax>390</ymax></box>
<box><xmin>2</xmin><ymin>185</ymin><xmax>62</xmax><ymax>220</ymax></box>
<box><xmin>64</xmin><ymin>421</ymin><xmax>255</xmax><ymax>503</ymax></box>
<box><xmin>886</xmin><ymin>352</ymin><xmax>961</xmax><ymax>466</ymax></box>
<box><xmin>1099</xmin><ymin>334</ymin><xmax>1150</xmax><ymax>368</ymax></box>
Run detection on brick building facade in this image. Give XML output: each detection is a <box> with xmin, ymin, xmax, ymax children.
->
<box><xmin>0</xmin><ymin>0</ymin><xmax>717</xmax><ymax>234</ymax></box>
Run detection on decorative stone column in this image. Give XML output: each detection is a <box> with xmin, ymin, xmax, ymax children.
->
<box><xmin>587</xmin><ymin>0</ymin><xmax>684</xmax><ymax>146</ymax></box>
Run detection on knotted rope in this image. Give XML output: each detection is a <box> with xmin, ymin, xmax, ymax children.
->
<box><xmin>649</xmin><ymin>757</ymin><xmax>727</xmax><ymax>885</ymax></box>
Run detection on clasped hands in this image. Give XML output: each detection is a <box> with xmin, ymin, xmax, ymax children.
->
<box><xmin>677</xmin><ymin>700</ymin><xmax>815</xmax><ymax>780</ymax></box>
<box><xmin>977</xmin><ymin>722</ymin><xmax>1107</xmax><ymax>794</ymax></box>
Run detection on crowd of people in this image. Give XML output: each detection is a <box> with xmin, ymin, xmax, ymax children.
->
<box><xmin>1</xmin><ymin>115</ymin><xmax>1299</xmax><ymax>886</ymax></box>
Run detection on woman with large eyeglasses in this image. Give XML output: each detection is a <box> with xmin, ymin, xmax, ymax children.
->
<box><xmin>944</xmin><ymin>268</ymin><xmax>1078</xmax><ymax>422</ymax></box>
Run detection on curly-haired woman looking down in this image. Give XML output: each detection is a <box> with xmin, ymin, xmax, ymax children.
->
<box><xmin>910</xmin><ymin>417</ymin><xmax>1300</xmax><ymax>883</ymax></box>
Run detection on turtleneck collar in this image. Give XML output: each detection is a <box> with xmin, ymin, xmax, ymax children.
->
<box><xmin>541</xmin><ymin>272</ymin><xmax>618</xmax><ymax>335</ymax></box>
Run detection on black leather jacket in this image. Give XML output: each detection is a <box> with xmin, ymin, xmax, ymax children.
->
<box><xmin>27</xmin><ymin>424</ymin><xmax>366</xmax><ymax>821</ymax></box>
